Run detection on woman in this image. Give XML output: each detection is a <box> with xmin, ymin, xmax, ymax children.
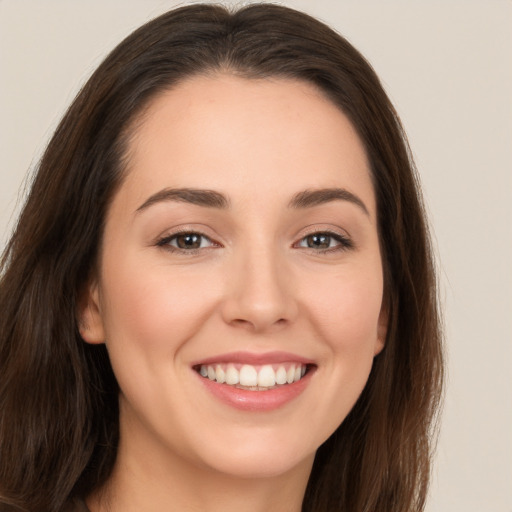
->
<box><xmin>0</xmin><ymin>4</ymin><xmax>443</xmax><ymax>512</ymax></box>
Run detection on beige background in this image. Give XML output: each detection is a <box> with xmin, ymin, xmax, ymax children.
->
<box><xmin>1</xmin><ymin>1</ymin><xmax>511</xmax><ymax>510</ymax></box>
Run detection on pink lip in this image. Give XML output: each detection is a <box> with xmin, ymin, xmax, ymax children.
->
<box><xmin>191</xmin><ymin>350</ymin><xmax>315</xmax><ymax>367</ymax></box>
<box><xmin>196</xmin><ymin>371</ymin><xmax>314</xmax><ymax>412</ymax></box>
<box><xmin>192</xmin><ymin>351</ymin><xmax>316</xmax><ymax>412</ymax></box>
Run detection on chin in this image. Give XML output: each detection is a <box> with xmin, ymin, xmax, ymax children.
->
<box><xmin>188</xmin><ymin>427</ymin><xmax>319</xmax><ymax>481</ymax></box>
<box><xmin>205</xmin><ymin>449</ymin><xmax>314</xmax><ymax>481</ymax></box>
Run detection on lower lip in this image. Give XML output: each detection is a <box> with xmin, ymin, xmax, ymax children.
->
<box><xmin>196</xmin><ymin>370</ymin><xmax>314</xmax><ymax>412</ymax></box>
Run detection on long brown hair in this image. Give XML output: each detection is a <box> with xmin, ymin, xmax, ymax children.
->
<box><xmin>0</xmin><ymin>4</ymin><xmax>443</xmax><ymax>511</ymax></box>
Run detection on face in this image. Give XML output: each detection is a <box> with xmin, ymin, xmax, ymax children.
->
<box><xmin>81</xmin><ymin>74</ymin><xmax>386</xmax><ymax>481</ymax></box>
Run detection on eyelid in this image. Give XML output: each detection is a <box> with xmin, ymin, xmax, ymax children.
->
<box><xmin>154</xmin><ymin>226</ymin><xmax>223</xmax><ymax>253</ymax></box>
<box><xmin>152</xmin><ymin>224</ymin><xmax>353</xmax><ymax>254</ymax></box>
<box><xmin>158</xmin><ymin>233</ymin><xmax>214</xmax><ymax>248</ymax></box>
<box><xmin>293</xmin><ymin>226</ymin><xmax>354</xmax><ymax>252</ymax></box>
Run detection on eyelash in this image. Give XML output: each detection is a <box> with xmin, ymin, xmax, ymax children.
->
<box><xmin>155</xmin><ymin>230</ymin><xmax>353</xmax><ymax>254</ymax></box>
<box><xmin>156</xmin><ymin>230</ymin><xmax>219</xmax><ymax>254</ymax></box>
<box><xmin>294</xmin><ymin>230</ymin><xmax>353</xmax><ymax>253</ymax></box>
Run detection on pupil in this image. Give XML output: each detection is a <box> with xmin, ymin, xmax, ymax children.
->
<box><xmin>308</xmin><ymin>234</ymin><xmax>330</xmax><ymax>249</ymax></box>
<box><xmin>177</xmin><ymin>234</ymin><xmax>200</xmax><ymax>249</ymax></box>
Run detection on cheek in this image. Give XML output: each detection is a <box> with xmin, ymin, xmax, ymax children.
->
<box><xmin>99</xmin><ymin>259</ymin><xmax>222</xmax><ymax>356</ymax></box>
<box><xmin>304</xmin><ymin>263</ymin><xmax>384</xmax><ymax>353</ymax></box>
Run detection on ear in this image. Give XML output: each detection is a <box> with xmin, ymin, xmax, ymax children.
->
<box><xmin>77</xmin><ymin>279</ymin><xmax>106</xmax><ymax>344</ymax></box>
<box><xmin>374</xmin><ymin>303</ymin><xmax>388</xmax><ymax>356</ymax></box>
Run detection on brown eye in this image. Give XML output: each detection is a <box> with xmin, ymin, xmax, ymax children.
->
<box><xmin>175</xmin><ymin>233</ymin><xmax>203</xmax><ymax>249</ymax></box>
<box><xmin>296</xmin><ymin>231</ymin><xmax>352</xmax><ymax>251</ymax></box>
<box><xmin>305</xmin><ymin>234</ymin><xmax>332</xmax><ymax>249</ymax></box>
<box><xmin>157</xmin><ymin>232</ymin><xmax>215</xmax><ymax>251</ymax></box>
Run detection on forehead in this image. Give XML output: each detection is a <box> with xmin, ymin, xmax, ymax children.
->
<box><xmin>118</xmin><ymin>73</ymin><xmax>375</xmax><ymax>214</ymax></box>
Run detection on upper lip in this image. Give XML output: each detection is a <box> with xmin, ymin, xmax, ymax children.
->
<box><xmin>191</xmin><ymin>351</ymin><xmax>316</xmax><ymax>367</ymax></box>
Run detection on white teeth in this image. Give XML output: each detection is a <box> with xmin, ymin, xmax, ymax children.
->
<box><xmin>225</xmin><ymin>364</ymin><xmax>239</xmax><ymax>385</ymax></box>
<box><xmin>215</xmin><ymin>364</ymin><xmax>225</xmax><ymax>384</ymax></box>
<box><xmin>258</xmin><ymin>365</ymin><xmax>276</xmax><ymax>387</ymax></box>
<box><xmin>275</xmin><ymin>366</ymin><xmax>287</xmax><ymax>385</ymax></box>
<box><xmin>198</xmin><ymin>362</ymin><xmax>309</xmax><ymax>389</ymax></box>
<box><xmin>239</xmin><ymin>365</ymin><xmax>258</xmax><ymax>386</ymax></box>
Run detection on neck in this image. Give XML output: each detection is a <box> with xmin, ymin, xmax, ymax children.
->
<box><xmin>87</xmin><ymin>431</ymin><xmax>314</xmax><ymax>512</ymax></box>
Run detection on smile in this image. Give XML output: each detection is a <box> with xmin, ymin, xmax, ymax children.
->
<box><xmin>195</xmin><ymin>363</ymin><xmax>308</xmax><ymax>390</ymax></box>
<box><xmin>192</xmin><ymin>352</ymin><xmax>316</xmax><ymax>411</ymax></box>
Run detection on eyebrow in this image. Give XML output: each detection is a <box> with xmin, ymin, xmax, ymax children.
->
<box><xmin>135</xmin><ymin>186</ymin><xmax>369</xmax><ymax>216</ymax></box>
<box><xmin>136</xmin><ymin>188</ymin><xmax>229</xmax><ymax>213</ymax></box>
<box><xmin>288</xmin><ymin>188</ymin><xmax>369</xmax><ymax>216</ymax></box>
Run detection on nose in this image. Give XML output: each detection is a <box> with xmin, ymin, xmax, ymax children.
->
<box><xmin>220</xmin><ymin>245</ymin><xmax>299</xmax><ymax>333</ymax></box>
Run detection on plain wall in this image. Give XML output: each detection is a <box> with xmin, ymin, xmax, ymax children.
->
<box><xmin>1</xmin><ymin>1</ymin><xmax>511</xmax><ymax>510</ymax></box>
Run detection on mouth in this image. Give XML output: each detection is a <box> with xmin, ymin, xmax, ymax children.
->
<box><xmin>191</xmin><ymin>351</ymin><xmax>316</xmax><ymax>411</ymax></box>
<box><xmin>193</xmin><ymin>362</ymin><xmax>314</xmax><ymax>391</ymax></box>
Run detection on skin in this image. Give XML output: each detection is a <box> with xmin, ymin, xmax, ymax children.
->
<box><xmin>80</xmin><ymin>74</ymin><xmax>387</xmax><ymax>512</ymax></box>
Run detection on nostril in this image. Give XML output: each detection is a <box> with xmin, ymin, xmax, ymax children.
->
<box><xmin>230</xmin><ymin>318</ymin><xmax>253</xmax><ymax>328</ymax></box>
<box><xmin>229</xmin><ymin>316</ymin><xmax>289</xmax><ymax>331</ymax></box>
